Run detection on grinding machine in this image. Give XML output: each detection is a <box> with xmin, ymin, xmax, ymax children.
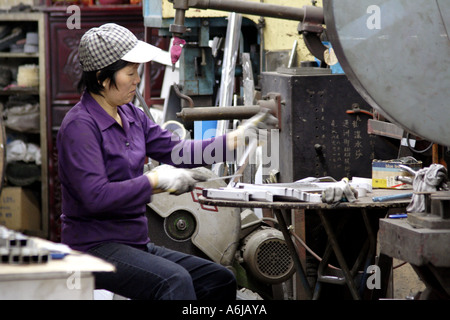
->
<box><xmin>141</xmin><ymin>0</ymin><xmax>450</xmax><ymax>299</ymax></box>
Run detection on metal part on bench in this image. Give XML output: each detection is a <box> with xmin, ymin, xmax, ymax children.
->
<box><xmin>0</xmin><ymin>226</ymin><xmax>50</xmax><ymax>264</ymax></box>
<box><xmin>202</xmin><ymin>182</ymin><xmax>323</xmax><ymax>203</ymax></box>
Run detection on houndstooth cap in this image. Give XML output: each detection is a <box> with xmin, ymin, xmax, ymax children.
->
<box><xmin>79</xmin><ymin>23</ymin><xmax>162</xmax><ymax>72</ymax></box>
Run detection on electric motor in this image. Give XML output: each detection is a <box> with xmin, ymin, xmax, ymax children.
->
<box><xmin>242</xmin><ymin>227</ymin><xmax>295</xmax><ymax>284</ymax></box>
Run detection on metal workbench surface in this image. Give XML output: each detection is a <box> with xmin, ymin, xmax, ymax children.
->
<box><xmin>199</xmin><ymin>188</ymin><xmax>411</xmax><ymax>210</ymax></box>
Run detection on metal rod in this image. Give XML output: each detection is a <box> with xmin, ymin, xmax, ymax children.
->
<box><xmin>190</xmin><ymin>0</ymin><xmax>307</xmax><ymax>22</ymax></box>
<box><xmin>206</xmin><ymin>174</ymin><xmax>241</xmax><ymax>181</ymax></box>
<box><xmin>288</xmin><ymin>40</ymin><xmax>298</xmax><ymax>68</ymax></box>
<box><xmin>173</xmin><ymin>83</ymin><xmax>194</xmax><ymax>108</ymax></box>
<box><xmin>228</xmin><ymin>138</ymin><xmax>257</xmax><ymax>187</ymax></box>
<box><xmin>273</xmin><ymin>209</ymin><xmax>312</xmax><ymax>299</ymax></box>
<box><xmin>360</xmin><ymin>208</ymin><xmax>376</xmax><ymax>297</ymax></box>
<box><xmin>317</xmin><ymin>209</ymin><xmax>361</xmax><ymax>300</ymax></box>
<box><xmin>135</xmin><ymin>88</ymin><xmax>155</xmax><ymax>122</ymax></box>
<box><xmin>177</xmin><ymin>106</ymin><xmax>261</xmax><ymax>121</ymax></box>
<box><xmin>372</xmin><ymin>193</ymin><xmax>413</xmax><ymax>202</ymax></box>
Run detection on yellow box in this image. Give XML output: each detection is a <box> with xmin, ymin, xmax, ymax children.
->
<box><xmin>372</xmin><ymin>159</ymin><xmax>422</xmax><ymax>189</ymax></box>
<box><xmin>0</xmin><ymin>187</ymin><xmax>40</xmax><ymax>232</ymax></box>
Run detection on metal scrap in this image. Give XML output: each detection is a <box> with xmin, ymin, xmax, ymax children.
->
<box><xmin>0</xmin><ymin>226</ymin><xmax>50</xmax><ymax>264</ymax></box>
<box><xmin>203</xmin><ymin>182</ymin><xmax>323</xmax><ymax>203</ymax></box>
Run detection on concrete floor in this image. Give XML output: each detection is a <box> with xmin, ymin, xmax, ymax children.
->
<box><xmin>392</xmin><ymin>259</ymin><xmax>426</xmax><ymax>299</ymax></box>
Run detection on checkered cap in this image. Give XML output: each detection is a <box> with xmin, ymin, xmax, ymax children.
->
<box><xmin>79</xmin><ymin>23</ymin><xmax>139</xmax><ymax>72</ymax></box>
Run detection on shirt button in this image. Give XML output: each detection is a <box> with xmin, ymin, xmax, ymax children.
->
<box><xmin>125</xmin><ymin>142</ymin><xmax>130</xmax><ymax>146</ymax></box>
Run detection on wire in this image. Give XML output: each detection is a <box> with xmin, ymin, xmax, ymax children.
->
<box><xmin>346</xmin><ymin>109</ymin><xmax>374</xmax><ymax>117</ymax></box>
<box><xmin>264</xmin><ymin>216</ymin><xmax>409</xmax><ymax>272</ymax></box>
<box><xmin>262</xmin><ymin>216</ymin><xmax>341</xmax><ymax>270</ymax></box>
<box><xmin>393</xmin><ymin>261</ymin><xmax>407</xmax><ymax>269</ymax></box>
<box><xmin>289</xmin><ymin>228</ymin><xmax>341</xmax><ymax>270</ymax></box>
<box><xmin>406</xmin><ymin>132</ymin><xmax>434</xmax><ymax>154</ymax></box>
<box><xmin>261</xmin><ymin>217</ymin><xmax>331</xmax><ymax>264</ymax></box>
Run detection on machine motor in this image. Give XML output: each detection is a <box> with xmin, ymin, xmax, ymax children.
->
<box><xmin>241</xmin><ymin>226</ymin><xmax>295</xmax><ymax>284</ymax></box>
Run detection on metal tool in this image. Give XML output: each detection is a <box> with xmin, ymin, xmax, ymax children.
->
<box><xmin>228</xmin><ymin>139</ymin><xmax>258</xmax><ymax>188</ymax></box>
<box><xmin>0</xmin><ymin>226</ymin><xmax>50</xmax><ymax>264</ymax></box>
<box><xmin>153</xmin><ymin>174</ymin><xmax>242</xmax><ymax>194</ymax></box>
<box><xmin>135</xmin><ymin>88</ymin><xmax>155</xmax><ymax>122</ymax></box>
<box><xmin>372</xmin><ymin>193</ymin><xmax>413</xmax><ymax>202</ymax></box>
<box><xmin>203</xmin><ymin>182</ymin><xmax>323</xmax><ymax>203</ymax></box>
<box><xmin>206</xmin><ymin>174</ymin><xmax>241</xmax><ymax>182</ymax></box>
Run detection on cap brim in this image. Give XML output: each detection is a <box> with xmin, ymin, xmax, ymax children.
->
<box><xmin>121</xmin><ymin>40</ymin><xmax>162</xmax><ymax>64</ymax></box>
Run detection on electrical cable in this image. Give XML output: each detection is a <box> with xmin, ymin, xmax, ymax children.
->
<box><xmin>262</xmin><ymin>217</ymin><xmax>341</xmax><ymax>270</ymax></box>
<box><xmin>264</xmin><ymin>216</ymin><xmax>408</xmax><ymax>272</ymax></box>
<box><xmin>406</xmin><ymin>132</ymin><xmax>434</xmax><ymax>154</ymax></box>
<box><xmin>345</xmin><ymin>109</ymin><xmax>374</xmax><ymax>117</ymax></box>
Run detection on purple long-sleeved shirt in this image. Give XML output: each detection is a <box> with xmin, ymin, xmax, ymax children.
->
<box><xmin>57</xmin><ymin>91</ymin><xmax>232</xmax><ymax>252</ymax></box>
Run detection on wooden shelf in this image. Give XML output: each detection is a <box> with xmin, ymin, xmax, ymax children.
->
<box><xmin>0</xmin><ymin>12</ymin><xmax>48</xmax><ymax>239</ymax></box>
<box><xmin>0</xmin><ymin>52</ymin><xmax>39</xmax><ymax>58</ymax></box>
<box><xmin>0</xmin><ymin>87</ymin><xmax>39</xmax><ymax>95</ymax></box>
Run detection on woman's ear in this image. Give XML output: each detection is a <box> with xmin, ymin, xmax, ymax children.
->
<box><xmin>96</xmin><ymin>71</ymin><xmax>104</xmax><ymax>87</ymax></box>
<box><xmin>102</xmin><ymin>78</ymin><xmax>110</xmax><ymax>89</ymax></box>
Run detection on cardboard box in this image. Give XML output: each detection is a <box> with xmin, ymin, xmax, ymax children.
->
<box><xmin>372</xmin><ymin>159</ymin><xmax>422</xmax><ymax>189</ymax></box>
<box><xmin>0</xmin><ymin>187</ymin><xmax>40</xmax><ymax>232</ymax></box>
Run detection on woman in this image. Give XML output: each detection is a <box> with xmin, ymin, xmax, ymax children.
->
<box><xmin>57</xmin><ymin>23</ymin><xmax>275</xmax><ymax>300</ymax></box>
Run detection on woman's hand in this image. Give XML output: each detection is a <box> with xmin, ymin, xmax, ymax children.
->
<box><xmin>146</xmin><ymin>165</ymin><xmax>208</xmax><ymax>195</ymax></box>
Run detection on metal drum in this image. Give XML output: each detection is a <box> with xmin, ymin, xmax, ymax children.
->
<box><xmin>324</xmin><ymin>0</ymin><xmax>450</xmax><ymax>146</ymax></box>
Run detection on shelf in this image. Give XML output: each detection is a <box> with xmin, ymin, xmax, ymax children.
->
<box><xmin>0</xmin><ymin>52</ymin><xmax>39</xmax><ymax>58</ymax></box>
<box><xmin>0</xmin><ymin>12</ymin><xmax>43</xmax><ymax>21</ymax></box>
<box><xmin>0</xmin><ymin>12</ymin><xmax>48</xmax><ymax>239</ymax></box>
<box><xmin>0</xmin><ymin>87</ymin><xmax>39</xmax><ymax>95</ymax></box>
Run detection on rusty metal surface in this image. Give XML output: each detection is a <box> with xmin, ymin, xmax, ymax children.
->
<box><xmin>378</xmin><ymin>218</ymin><xmax>450</xmax><ymax>267</ymax></box>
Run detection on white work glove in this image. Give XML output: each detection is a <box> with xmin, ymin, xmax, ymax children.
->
<box><xmin>322</xmin><ymin>178</ymin><xmax>358</xmax><ymax>204</ymax></box>
<box><xmin>226</xmin><ymin>108</ymin><xmax>278</xmax><ymax>150</ymax></box>
<box><xmin>146</xmin><ymin>165</ymin><xmax>208</xmax><ymax>195</ymax></box>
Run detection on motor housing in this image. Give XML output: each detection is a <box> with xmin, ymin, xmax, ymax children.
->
<box><xmin>242</xmin><ymin>226</ymin><xmax>295</xmax><ymax>284</ymax></box>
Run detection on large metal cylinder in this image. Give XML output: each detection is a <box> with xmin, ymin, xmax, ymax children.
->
<box><xmin>324</xmin><ymin>0</ymin><xmax>450</xmax><ymax>146</ymax></box>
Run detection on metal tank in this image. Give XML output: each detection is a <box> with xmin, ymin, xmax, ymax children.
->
<box><xmin>323</xmin><ymin>0</ymin><xmax>450</xmax><ymax>147</ymax></box>
<box><xmin>324</xmin><ymin>0</ymin><xmax>450</xmax><ymax>299</ymax></box>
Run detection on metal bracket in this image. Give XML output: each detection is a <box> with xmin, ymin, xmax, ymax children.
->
<box><xmin>202</xmin><ymin>182</ymin><xmax>323</xmax><ymax>203</ymax></box>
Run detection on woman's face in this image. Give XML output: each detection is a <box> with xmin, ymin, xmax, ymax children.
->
<box><xmin>102</xmin><ymin>63</ymin><xmax>140</xmax><ymax>107</ymax></box>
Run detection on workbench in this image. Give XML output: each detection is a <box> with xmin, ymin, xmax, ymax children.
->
<box><xmin>0</xmin><ymin>238</ymin><xmax>115</xmax><ymax>300</ymax></box>
<box><xmin>199</xmin><ymin>188</ymin><xmax>411</xmax><ymax>300</ymax></box>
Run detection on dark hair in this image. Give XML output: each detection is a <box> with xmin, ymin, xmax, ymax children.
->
<box><xmin>77</xmin><ymin>59</ymin><xmax>131</xmax><ymax>95</ymax></box>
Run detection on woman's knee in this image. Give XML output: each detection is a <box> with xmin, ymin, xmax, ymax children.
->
<box><xmin>157</xmin><ymin>267</ymin><xmax>196</xmax><ymax>300</ymax></box>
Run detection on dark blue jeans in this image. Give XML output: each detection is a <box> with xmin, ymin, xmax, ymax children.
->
<box><xmin>87</xmin><ymin>242</ymin><xmax>236</xmax><ymax>300</ymax></box>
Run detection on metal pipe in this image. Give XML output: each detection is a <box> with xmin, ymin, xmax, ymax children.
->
<box><xmin>173</xmin><ymin>83</ymin><xmax>194</xmax><ymax>108</ymax></box>
<box><xmin>317</xmin><ymin>209</ymin><xmax>361</xmax><ymax>300</ymax></box>
<box><xmin>169</xmin><ymin>0</ymin><xmax>189</xmax><ymax>36</ymax></box>
<box><xmin>168</xmin><ymin>0</ymin><xmax>325</xmax><ymax>36</ymax></box>
<box><xmin>176</xmin><ymin>106</ymin><xmax>261</xmax><ymax>121</ymax></box>
<box><xmin>176</xmin><ymin>94</ymin><xmax>279</xmax><ymax>121</ymax></box>
<box><xmin>189</xmin><ymin>0</ymin><xmax>307</xmax><ymax>22</ymax></box>
<box><xmin>135</xmin><ymin>88</ymin><xmax>155</xmax><ymax>122</ymax></box>
<box><xmin>274</xmin><ymin>209</ymin><xmax>312</xmax><ymax>299</ymax></box>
